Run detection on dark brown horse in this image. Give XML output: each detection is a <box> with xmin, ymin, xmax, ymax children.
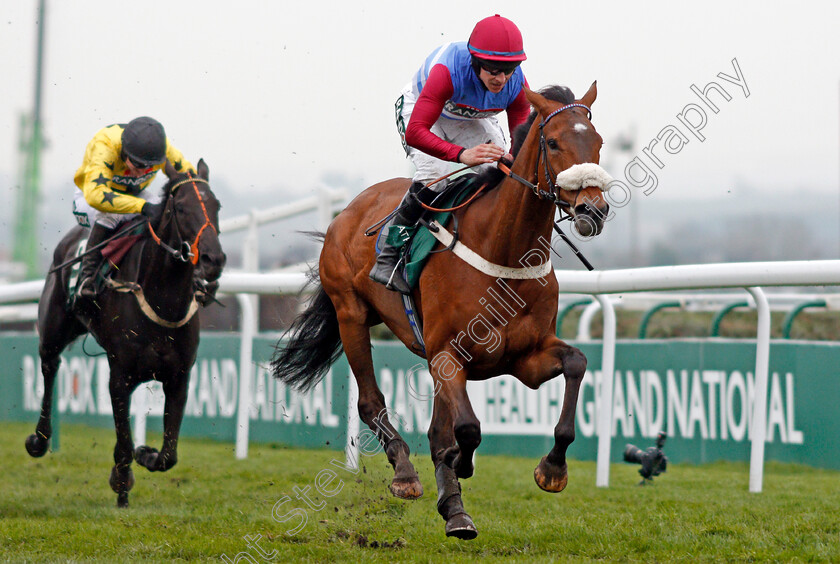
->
<box><xmin>26</xmin><ymin>160</ymin><xmax>226</xmax><ymax>507</ymax></box>
<box><xmin>272</xmin><ymin>84</ymin><xmax>610</xmax><ymax>539</ymax></box>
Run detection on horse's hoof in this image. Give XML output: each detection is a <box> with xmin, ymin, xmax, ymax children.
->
<box><xmin>389</xmin><ymin>477</ymin><xmax>423</xmax><ymax>500</ymax></box>
<box><xmin>534</xmin><ymin>456</ymin><xmax>568</xmax><ymax>493</ymax></box>
<box><xmin>117</xmin><ymin>491</ymin><xmax>130</xmax><ymax>508</ymax></box>
<box><xmin>134</xmin><ymin>445</ymin><xmax>159</xmax><ymax>471</ymax></box>
<box><xmin>445</xmin><ymin>512</ymin><xmax>478</xmax><ymax>540</ymax></box>
<box><xmin>452</xmin><ymin>454</ymin><xmax>474</xmax><ymax>479</ymax></box>
<box><xmin>109</xmin><ymin>466</ymin><xmax>135</xmax><ymax>495</ymax></box>
<box><xmin>25</xmin><ymin>433</ymin><xmax>49</xmax><ymax>458</ymax></box>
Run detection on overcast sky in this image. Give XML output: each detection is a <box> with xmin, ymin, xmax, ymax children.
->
<box><xmin>2</xmin><ymin>1</ymin><xmax>839</xmax><ymax>226</ymax></box>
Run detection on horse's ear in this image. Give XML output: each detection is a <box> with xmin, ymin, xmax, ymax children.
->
<box><xmin>579</xmin><ymin>81</ymin><xmax>598</xmax><ymax>108</ymax></box>
<box><xmin>523</xmin><ymin>87</ymin><xmax>552</xmax><ymax>116</ymax></box>
<box><xmin>197</xmin><ymin>158</ymin><xmax>209</xmax><ymax>180</ymax></box>
<box><xmin>164</xmin><ymin>159</ymin><xmax>177</xmax><ymax>178</ymax></box>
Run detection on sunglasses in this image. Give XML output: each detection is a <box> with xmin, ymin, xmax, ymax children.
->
<box><xmin>127</xmin><ymin>157</ymin><xmax>150</xmax><ymax>170</ymax></box>
<box><xmin>481</xmin><ymin>64</ymin><xmax>518</xmax><ymax>77</ymax></box>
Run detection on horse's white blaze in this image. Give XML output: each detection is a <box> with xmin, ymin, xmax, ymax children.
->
<box><xmin>574</xmin><ymin>123</ymin><xmax>589</xmax><ymax>133</ymax></box>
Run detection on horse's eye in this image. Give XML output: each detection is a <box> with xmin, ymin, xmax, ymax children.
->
<box><xmin>547</xmin><ymin>139</ymin><xmax>559</xmax><ymax>150</ymax></box>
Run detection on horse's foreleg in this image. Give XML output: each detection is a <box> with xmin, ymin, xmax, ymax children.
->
<box><xmin>532</xmin><ymin>340</ymin><xmax>587</xmax><ymax>493</ymax></box>
<box><xmin>426</xmin><ymin>358</ymin><xmax>481</xmax><ymax>540</ymax></box>
<box><xmin>109</xmin><ymin>377</ymin><xmax>137</xmax><ymax>507</ymax></box>
<box><xmin>428</xmin><ymin>382</ymin><xmax>478</xmax><ymax>541</ymax></box>
<box><xmin>135</xmin><ymin>374</ymin><xmax>188</xmax><ymax>472</ymax></box>
<box><xmin>433</xmin><ymin>369</ymin><xmax>481</xmax><ymax>479</ymax></box>
<box><xmin>337</xmin><ymin>315</ymin><xmax>423</xmax><ymax>500</ymax></box>
<box><xmin>25</xmin><ymin>352</ymin><xmax>60</xmax><ymax>458</ymax></box>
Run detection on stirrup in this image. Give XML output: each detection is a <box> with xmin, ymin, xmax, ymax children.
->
<box><xmin>76</xmin><ymin>277</ymin><xmax>98</xmax><ymax>300</ymax></box>
<box><xmin>384</xmin><ymin>262</ymin><xmax>411</xmax><ymax>295</ymax></box>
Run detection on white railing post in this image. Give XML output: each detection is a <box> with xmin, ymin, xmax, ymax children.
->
<box><xmin>317</xmin><ymin>186</ymin><xmax>334</xmax><ymax>232</ymax></box>
<box><xmin>595</xmin><ymin>294</ymin><xmax>617</xmax><ymax>487</ymax></box>
<box><xmin>344</xmin><ymin>371</ymin><xmax>360</xmax><ymax>471</ymax></box>
<box><xmin>133</xmin><ymin>385</ymin><xmax>147</xmax><ymax>447</ymax></box>
<box><xmin>235</xmin><ymin>293</ymin><xmax>256</xmax><ymax>459</ymax></box>
<box><xmin>746</xmin><ymin>286</ymin><xmax>770</xmax><ymax>493</ymax></box>
<box><xmin>576</xmin><ymin>300</ymin><xmax>602</xmax><ymax>342</ymax></box>
<box><xmin>243</xmin><ymin>211</ymin><xmax>260</xmax><ymax>331</ymax></box>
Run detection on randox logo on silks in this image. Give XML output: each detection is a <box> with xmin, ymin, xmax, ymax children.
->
<box><xmin>443</xmin><ymin>100</ymin><xmax>502</xmax><ymax>119</ymax></box>
<box><xmin>111</xmin><ymin>170</ymin><xmax>155</xmax><ymax>192</ymax></box>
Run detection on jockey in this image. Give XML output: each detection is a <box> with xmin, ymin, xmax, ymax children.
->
<box><xmin>72</xmin><ymin>116</ymin><xmax>195</xmax><ymax>300</ymax></box>
<box><xmin>370</xmin><ymin>14</ymin><xmax>531</xmax><ymax>294</ymax></box>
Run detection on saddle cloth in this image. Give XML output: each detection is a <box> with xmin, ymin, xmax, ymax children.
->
<box><xmin>379</xmin><ymin>174</ymin><xmax>482</xmax><ymax>289</ymax></box>
<box><xmin>67</xmin><ymin>227</ymin><xmax>145</xmax><ymax>305</ymax></box>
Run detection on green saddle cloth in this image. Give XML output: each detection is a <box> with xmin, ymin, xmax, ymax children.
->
<box><xmin>384</xmin><ymin>175</ymin><xmax>479</xmax><ymax>289</ymax></box>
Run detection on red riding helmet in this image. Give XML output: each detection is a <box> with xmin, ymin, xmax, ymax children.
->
<box><xmin>467</xmin><ymin>14</ymin><xmax>527</xmax><ymax>62</ymax></box>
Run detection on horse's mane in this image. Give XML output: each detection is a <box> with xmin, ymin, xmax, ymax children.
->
<box><xmin>472</xmin><ymin>85</ymin><xmax>576</xmax><ymax>190</ymax></box>
<box><xmin>511</xmin><ymin>85</ymin><xmax>576</xmax><ymax>157</ymax></box>
<box><xmin>459</xmin><ymin>85</ymin><xmax>575</xmax><ymax>192</ymax></box>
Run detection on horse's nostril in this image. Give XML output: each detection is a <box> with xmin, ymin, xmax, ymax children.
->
<box><xmin>200</xmin><ymin>253</ymin><xmax>225</xmax><ymax>269</ymax></box>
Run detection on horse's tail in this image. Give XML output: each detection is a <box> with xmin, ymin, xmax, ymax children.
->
<box><xmin>270</xmin><ymin>265</ymin><xmax>343</xmax><ymax>392</ymax></box>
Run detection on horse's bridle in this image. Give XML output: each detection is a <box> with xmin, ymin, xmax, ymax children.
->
<box><xmin>538</xmin><ymin>103</ymin><xmax>593</xmax><ymax>207</ymax></box>
<box><xmin>148</xmin><ymin>174</ymin><xmax>218</xmax><ymax>265</ymax></box>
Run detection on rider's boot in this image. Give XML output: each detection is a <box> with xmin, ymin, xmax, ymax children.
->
<box><xmin>369</xmin><ymin>181</ymin><xmax>432</xmax><ymax>294</ymax></box>
<box><xmin>76</xmin><ymin>222</ymin><xmax>113</xmax><ymax>301</ymax></box>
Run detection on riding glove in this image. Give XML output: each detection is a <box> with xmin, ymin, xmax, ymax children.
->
<box><xmin>141</xmin><ymin>201</ymin><xmax>165</xmax><ymax>226</ymax></box>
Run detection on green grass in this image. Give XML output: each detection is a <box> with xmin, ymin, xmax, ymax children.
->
<box><xmin>1</xmin><ymin>422</ymin><xmax>838</xmax><ymax>563</ymax></box>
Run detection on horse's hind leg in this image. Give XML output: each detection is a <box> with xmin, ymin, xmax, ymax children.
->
<box><xmin>25</xmin><ymin>351</ymin><xmax>60</xmax><ymax>457</ymax></box>
<box><xmin>135</xmin><ymin>373</ymin><xmax>188</xmax><ymax>472</ymax></box>
<box><xmin>109</xmin><ymin>374</ymin><xmax>138</xmax><ymax>507</ymax></box>
<box><xmin>26</xmin><ymin>276</ymin><xmax>85</xmax><ymax>457</ymax></box>
<box><xmin>336</xmin><ymin>308</ymin><xmax>423</xmax><ymax>500</ymax></box>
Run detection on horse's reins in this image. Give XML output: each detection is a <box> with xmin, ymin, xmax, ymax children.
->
<box><xmin>365</xmin><ymin>102</ymin><xmax>598</xmax><ymax>270</ymax></box>
<box><xmin>49</xmin><ymin>217</ymin><xmax>148</xmax><ymax>274</ymax></box>
<box><xmin>108</xmin><ymin>174</ymin><xmax>220</xmax><ymax>327</ymax></box>
<box><xmin>497</xmin><ymin>102</ymin><xmax>597</xmax><ymax>271</ymax></box>
<box><xmin>148</xmin><ymin>174</ymin><xmax>217</xmax><ymax>265</ymax></box>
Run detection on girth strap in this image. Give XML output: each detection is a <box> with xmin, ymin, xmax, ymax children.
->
<box><xmin>426</xmin><ymin>220</ymin><xmax>552</xmax><ymax>280</ymax></box>
<box><xmin>104</xmin><ymin>279</ymin><xmax>199</xmax><ymax>328</ymax></box>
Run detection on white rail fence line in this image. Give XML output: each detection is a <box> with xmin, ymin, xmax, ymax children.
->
<box><xmin>562</xmin><ymin>291</ymin><xmax>836</xmax><ymax>342</ymax></box>
<box><xmin>218</xmin><ymin>187</ymin><xmax>347</xmax><ymax>269</ymax></box>
<box><xmin>3</xmin><ymin>260</ymin><xmax>840</xmax><ymax>492</ymax></box>
<box><xmin>218</xmin><ymin>187</ymin><xmax>347</xmax><ymax>330</ymax></box>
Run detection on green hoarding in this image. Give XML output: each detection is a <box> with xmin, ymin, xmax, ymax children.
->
<box><xmin>2</xmin><ymin>333</ymin><xmax>838</xmax><ymax>469</ymax></box>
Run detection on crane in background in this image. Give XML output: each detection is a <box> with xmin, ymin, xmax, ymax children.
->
<box><xmin>12</xmin><ymin>0</ymin><xmax>47</xmax><ymax>280</ymax></box>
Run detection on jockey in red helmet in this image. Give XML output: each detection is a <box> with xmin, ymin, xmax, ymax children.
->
<box><xmin>370</xmin><ymin>15</ymin><xmax>531</xmax><ymax>293</ymax></box>
<box><xmin>72</xmin><ymin>117</ymin><xmax>195</xmax><ymax>301</ymax></box>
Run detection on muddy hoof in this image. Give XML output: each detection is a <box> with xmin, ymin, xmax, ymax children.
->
<box><xmin>534</xmin><ymin>456</ymin><xmax>568</xmax><ymax>493</ymax></box>
<box><xmin>109</xmin><ymin>465</ymin><xmax>135</xmax><ymax>496</ymax></box>
<box><xmin>452</xmin><ymin>454</ymin><xmax>474</xmax><ymax>479</ymax></box>
<box><xmin>25</xmin><ymin>433</ymin><xmax>49</xmax><ymax>458</ymax></box>
<box><xmin>445</xmin><ymin>512</ymin><xmax>478</xmax><ymax>540</ymax></box>
<box><xmin>134</xmin><ymin>445</ymin><xmax>159</xmax><ymax>471</ymax></box>
<box><xmin>117</xmin><ymin>491</ymin><xmax>130</xmax><ymax>508</ymax></box>
<box><xmin>389</xmin><ymin>477</ymin><xmax>424</xmax><ymax>500</ymax></box>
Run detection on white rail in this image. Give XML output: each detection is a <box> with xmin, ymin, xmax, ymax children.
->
<box><xmin>3</xmin><ymin>259</ymin><xmax>840</xmax><ymax>493</ymax></box>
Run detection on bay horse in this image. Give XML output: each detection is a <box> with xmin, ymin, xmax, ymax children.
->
<box><xmin>272</xmin><ymin>84</ymin><xmax>611</xmax><ymax>539</ymax></box>
<box><xmin>26</xmin><ymin>160</ymin><xmax>226</xmax><ymax>507</ymax></box>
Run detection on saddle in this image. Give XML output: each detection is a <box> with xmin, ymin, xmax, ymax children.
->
<box><xmin>378</xmin><ymin>174</ymin><xmax>485</xmax><ymax>290</ymax></box>
<box><xmin>67</xmin><ymin>225</ymin><xmax>146</xmax><ymax>307</ymax></box>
